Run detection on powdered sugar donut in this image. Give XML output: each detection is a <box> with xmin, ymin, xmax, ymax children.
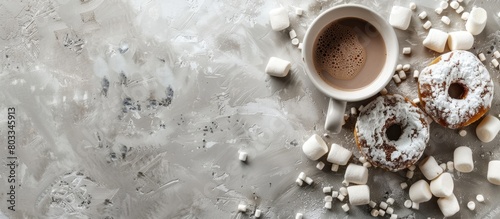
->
<box><xmin>418</xmin><ymin>50</ymin><xmax>494</xmax><ymax>129</ymax></box>
<box><xmin>355</xmin><ymin>94</ymin><xmax>430</xmax><ymax>172</ymax></box>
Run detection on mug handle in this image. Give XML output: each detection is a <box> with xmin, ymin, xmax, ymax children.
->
<box><xmin>325</xmin><ymin>98</ymin><xmax>347</xmax><ymax>134</ymax></box>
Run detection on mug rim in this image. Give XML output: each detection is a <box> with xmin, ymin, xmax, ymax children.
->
<box><xmin>302</xmin><ymin>4</ymin><xmax>398</xmax><ymax>102</ymax></box>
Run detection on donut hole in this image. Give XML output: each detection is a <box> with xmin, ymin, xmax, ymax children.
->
<box><xmin>386</xmin><ymin>124</ymin><xmax>403</xmax><ymax>141</ymax></box>
<box><xmin>448</xmin><ymin>83</ymin><xmax>466</xmax><ymax>99</ymax></box>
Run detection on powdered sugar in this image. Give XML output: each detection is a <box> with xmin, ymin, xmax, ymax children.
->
<box><xmin>355</xmin><ymin>95</ymin><xmax>430</xmax><ymax>172</ymax></box>
<box><xmin>418</xmin><ymin>51</ymin><xmax>494</xmax><ymax>129</ymax></box>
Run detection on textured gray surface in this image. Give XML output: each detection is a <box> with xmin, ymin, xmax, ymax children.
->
<box><xmin>1</xmin><ymin>0</ymin><xmax>500</xmax><ymax>218</ymax></box>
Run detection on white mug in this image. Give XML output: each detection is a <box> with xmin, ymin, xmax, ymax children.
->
<box><xmin>302</xmin><ymin>4</ymin><xmax>399</xmax><ymax>133</ymax></box>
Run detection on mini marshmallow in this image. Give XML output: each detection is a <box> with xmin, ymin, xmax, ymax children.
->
<box><xmin>447</xmin><ymin>161</ymin><xmax>454</xmax><ymax>172</ymax></box>
<box><xmin>478</xmin><ymin>53</ymin><xmax>486</xmax><ymax>61</ymax></box>
<box><xmin>467</xmin><ymin>201</ymin><xmax>476</xmax><ymax>211</ymax></box>
<box><xmin>398</xmin><ymin>71</ymin><xmax>407</xmax><ymax>80</ymax></box>
<box><xmin>437</xmin><ymin>194</ymin><xmax>460</xmax><ymax>217</ymax></box>
<box><xmin>289</xmin><ymin>30</ymin><xmax>297</xmax><ymax>39</ymax></box>
<box><xmin>403</xmin><ymin>47</ymin><xmax>412</xmax><ymax>55</ymax></box>
<box><xmin>351</xmin><ymin>107</ymin><xmax>358</xmax><ymax>116</ymax></box>
<box><xmin>430</xmin><ymin>172</ymin><xmax>454</xmax><ymax>197</ymax></box>
<box><xmin>342</xmin><ymin>180</ymin><xmax>350</xmax><ymax>187</ymax></box>
<box><xmin>380</xmin><ymin>88</ymin><xmax>388</xmax><ymax>95</ymax></box>
<box><xmin>304</xmin><ymin>177</ymin><xmax>313</xmax><ymax>185</ymax></box>
<box><xmin>327</xmin><ymin>143</ymin><xmax>352</xmax><ymax>165</ymax></box>
<box><xmin>454</xmin><ymin>146</ymin><xmax>474</xmax><ymax>173</ymax></box>
<box><xmin>378</xmin><ymin>209</ymin><xmax>386</xmax><ymax>216</ymax></box>
<box><xmin>337</xmin><ymin>194</ymin><xmax>345</xmax><ymax>201</ymax></box>
<box><xmin>291</xmin><ymin>38</ymin><xmax>299</xmax><ymax>46</ymax></box>
<box><xmin>459</xmin><ymin>129</ymin><xmax>467</xmax><ymax>137</ymax></box>
<box><xmin>423</xmin><ymin>20</ymin><xmax>432</xmax><ymax>29</ymax></box>
<box><xmin>440</xmin><ymin>163</ymin><xmax>447</xmax><ymax>171</ymax></box>
<box><xmin>344</xmin><ymin>164</ymin><xmax>369</xmax><ymax>185</ymax></box>
<box><xmin>424</xmin><ymin>28</ymin><xmax>449</xmax><ymax>53</ymax></box>
<box><xmin>390</xmin><ymin>214</ymin><xmax>397</xmax><ymax>219</ymax></box>
<box><xmin>476</xmin><ymin>194</ymin><xmax>485</xmax><ymax>202</ymax></box>
<box><xmin>371</xmin><ymin>209</ymin><xmax>379</xmax><ymax>217</ymax></box>
<box><xmin>461</xmin><ymin>12</ymin><xmax>470</xmax><ymax>20</ymax></box>
<box><xmin>400</xmin><ymin>182</ymin><xmax>408</xmax><ymax>189</ymax></box>
<box><xmin>302</xmin><ymin>134</ymin><xmax>328</xmax><ymax>160</ymax></box>
<box><xmin>393</xmin><ymin>75</ymin><xmax>401</xmax><ymax>84</ymax></box>
<box><xmin>239</xmin><ymin>151</ymin><xmax>248</xmax><ymax>162</ymax></box>
<box><xmin>411</xmin><ymin>202</ymin><xmax>419</xmax><ymax>210</ymax></box>
<box><xmin>324</xmin><ymin>201</ymin><xmax>332</xmax><ymax>209</ymax></box>
<box><xmin>487</xmin><ymin>160</ymin><xmax>500</xmax><ymax>185</ymax></box>
<box><xmin>413</xmin><ymin>70</ymin><xmax>419</xmax><ymax>79</ymax></box>
<box><xmin>332</xmin><ymin>191</ymin><xmax>339</xmax><ymax>198</ymax></box>
<box><xmin>419</xmin><ymin>156</ymin><xmax>444</xmax><ymax>180</ymax></box>
<box><xmin>265</xmin><ymin>57</ymin><xmax>291</xmax><ymax>77</ymax></box>
<box><xmin>255</xmin><ymin>209</ymin><xmax>262</xmax><ymax>218</ymax></box>
<box><xmin>359</xmin><ymin>156</ymin><xmax>367</xmax><ymax>163</ymax></box>
<box><xmin>396</xmin><ymin>64</ymin><xmax>403</xmax><ymax>71</ymax></box>
<box><xmin>325</xmin><ymin>196</ymin><xmax>333</xmax><ymax>202</ymax></box>
<box><xmin>369</xmin><ymin>200</ymin><xmax>377</xmax><ymax>208</ymax></box>
<box><xmin>456</xmin><ymin>6</ymin><xmax>464</xmax><ymax>14</ymax></box>
<box><xmin>387</xmin><ymin>197</ymin><xmax>395</xmax><ymax>205</ymax></box>
<box><xmin>386</xmin><ymin>207</ymin><xmax>394</xmax><ymax>214</ymax></box>
<box><xmin>494</xmin><ymin>51</ymin><xmax>500</xmax><ymax>59</ymax></box>
<box><xmin>295</xmin><ymin>213</ymin><xmax>303</xmax><ymax>219</ymax></box>
<box><xmin>347</xmin><ymin>185</ymin><xmax>370</xmax><ymax>205</ymax></box>
<box><xmin>404</xmin><ymin>200</ymin><xmax>412</xmax><ymax>208</ymax></box>
<box><xmin>409</xmin><ymin>179</ymin><xmax>432</xmax><ymax>203</ymax></box>
<box><xmin>441</xmin><ymin>16</ymin><xmax>451</xmax><ymax>25</ymax></box>
<box><xmin>331</xmin><ymin>164</ymin><xmax>339</xmax><ymax>172</ymax></box>
<box><xmin>295</xmin><ymin>8</ymin><xmax>303</xmax><ymax>16</ymax></box>
<box><xmin>269</xmin><ymin>7</ymin><xmax>289</xmax><ymax>31</ymax></box>
<box><xmin>339</xmin><ymin>187</ymin><xmax>348</xmax><ymax>196</ymax></box>
<box><xmin>412</xmin><ymin>98</ymin><xmax>420</xmax><ymax>104</ymax></box>
<box><xmin>296</xmin><ymin>178</ymin><xmax>304</xmax><ymax>186</ymax></box>
<box><xmin>342</xmin><ymin>203</ymin><xmax>350</xmax><ymax>212</ymax></box>
<box><xmin>440</xmin><ymin>1</ymin><xmax>448</xmax><ymax>9</ymax></box>
<box><xmin>419</xmin><ymin>11</ymin><xmax>428</xmax><ymax>19</ymax></box>
<box><xmin>298</xmin><ymin>43</ymin><xmax>303</xmax><ymax>50</ymax></box>
<box><xmin>450</xmin><ymin>1</ymin><xmax>459</xmax><ymax>9</ymax></box>
<box><xmin>389</xmin><ymin>6</ymin><xmax>412</xmax><ymax>30</ymax></box>
<box><xmin>492</xmin><ymin>59</ymin><xmax>500</xmax><ymax>68</ymax></box>
<box><xmin>358</xmin><ymin>105</ymin><xmax>364</xmax><ymax>112</ymax></box>
<box><xmin>316</xmin><ymin>161</ymin><xmax>325</xmax><ymax>170</ymax></box>
<box><xmin>466</xmin><ymin>7</ymin><xmax>487</xmax><ymax>35</ymax></box>
<box><xmin>435</xmin><ymin>7</ymin><xmax>443</xmax><ymax>15</ymax></box>
<box><xmin>406</xmin><ymin>170</ymin><xmax>414</xmax><ymax>179</ymax></box>
<box><xmin>298</xmin><ymin>172</ymin><xmax>306</xmax><ymax>180</ymax></box>
<box><xmin>448</xmin><ymin>31</ymin><xmax>474</xmax><ymax>51</ymax></box>
<box><xmin>403</xmin><ymin>64</ymin><xmax>411</xmax><ymax>71</ymax></box>
<box><xmin>363</xmin><ymin>162</ymin><xmax>372</xmax><ymax>168</ymax></box>
<box><xmin>238</xmin><ymin>203</ymin><xmax>247</xmax><ymax>212</ymax></box>
<box><xmin>380</xmin><ymin>201</ymin><xmax>388</xmax><ymax>210</ymax></box>
<box><xmin>409</xmin><ymin>2</ymin><xmax>417</xmax><ymax>11</ymax></box>
<box><xmin>323</xmin><ymin>186</ymin><xmax>332</xmax><ymax>193</ymax></box>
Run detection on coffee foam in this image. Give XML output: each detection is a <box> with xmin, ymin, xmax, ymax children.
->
<box><xmin>315</xmin><ymin>23</ymin><xmax>366</xmax><ymax>80</ymax></box>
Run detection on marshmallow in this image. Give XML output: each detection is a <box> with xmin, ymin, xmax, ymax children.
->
<box><xmin>295</xmin><ymin>8</ymin><xmax>303</xmax><ymax>16</ymax></box>
<box><xmin>476</xmin><ymin>115</ymin><xmax>500</xmax><ymax>142</ymax></box>
<box><xmin>255</xmin><ymin>209</ymin><xmax>262</xmax><ymax>218</ymax></box>
<box><xmin>492</xmin><ymin>59</ymin><xmax>500</xmax><ymax>68</ymax></box>
<box><xmin>459</xmin><ymin>129</ymin><xmax>467</xmax><ymax>137</ymax></box>
<box><xmin>393</xmin><ymin>74</ymin><xmax>401</xmax><ymax>84</ymax></box>
<box><xmin>341</xmin><ymin>203</ymin><xmax>350</xmax><ymax>212</ymax></box>
<box><xmin>302</xmin><ymin>134</ymin><xmax>328</xmax><ymax>160</ymax></box>
<box><xmin>289</xmin><ymin>30</ymin><xmax>297</xmax><ymax>39</ymax></box>
<box><xmin>411</xmin><ymin>202</ymin><xmax>419</xmax><ymax>210</ymax></box>
<box><xmin>324</xmin><ymin>196</ymin><xmax>333</xmax><ymax>202</ymax></box>
<box><xmin>406</xmin><ymin>170</ymin><xmax>414</xmax><ymax>179</ymax></box>
<box><xmin>304</xmin><ymin>177</ymin><xmax>313</xmax><ymax>185</ymax></box>
<box><xmin>351</xmin><ymin>107</ymin><xmax>358</xmax><ymax>116</ymax></box>
<box><xmin>324</xmin><ymin>201</ymin><xmax>332</xmax><ymax>209</ymax></box>
<box><xmin>402</xmin><ymin>64</ymin><xmax>411</xmax><ymax>71</ymax></box>
<box><xmin>419</xmin><ymin>11</ymin><xmax>428</xmax><ymax>19</ymax></box>
<box><xmin>371</xmin><ymin>209</ymin><xmax>380</xmax><ymax>217</ymax></box>
<box><xmin>339</xmin><ymin>187</ymin><xmax>348</xmax><ymax>196</ymax></box>
<box><xmin>423</xmin><ymin>20</ymin><xmax>432</xmax><ymax>29</ymax></box>
<box><xmin>412</xmin><ymin>98</ymin><xmax>420</xmax><ymax>104</ymax></box>
<box><xmin>400</xmin><ymin>182</ymin><xmax>408</xmax><ymax>189</ymax></box>
<box><xmin>380</xmin><ymin>87</ymin><xmax>388</xmax><ymax>95</ymax></box>
<box><xmin>440</xmin><ymin>163</ymin><xmax>447</xmax><ymax>171</ymax></box>
<box><xmin>476</xmin><ymin>194</ymin><xmax>485</xmax><ymax>202</ymax></box>
<box><xmin>337</xmin><ymin>194</ymin><xmax>345</xmax><ymax>201</ymax></box>
<box><xmin>344</xmin><ymin>164</ymin><xmax>369</xmax><ymax>185</ymax></box>
<box><xmin>437</xmin><ymin>194</ymin><xmax>460</xmax><ymax>217</ymax></box>
<box><xmin>441</xmin><ymin>16</ymin><xmax>451</xmax><ymax>25</ymax></box>
<box><xmin>298</xmin><ymin>43</ymin><xmax>303</xmax><ymax>50</ymax></box>
<box><xmin>409</xmin><ymin>179</ymin><xmax>432</xmax><ymax>203</ymax></box>
<box><xmin>398</xmin><ymin>70</ymin><xmax>407</xmax><ymax>80</ymax></box>
<box><xmin>450</xmin><ymin>1</ymin><xmax>459</xmax><ymax>9</ymax></box>
<box><xmin>404</xmin><ymin>200</ymin><xmax>412</xmax><ymax>208</ymax></box>
<box><xmin>487</xmin><ymin>160</ymin><xmax>500</xmax><ymax>185</ymax></box>
<box><xmin>413</xmin><ymin>70</ymin><xmax>419</xmax><ymax>79</ymax></box>
<box><xmin>386</xmin><ymin>197</ymin><xmax>395</xmax><ymax>205</ymax></box>
<box><xmin>461</xmin><ymin>12</ymin><xmax>470</xmax><ymax>20</ymax></box>
<box><xmin>409</xmin><ymin>2</ymin><xmax>417</xmax><ymax>10</ymax></box>
<box><xmin>331</xmin><ymin>164</ymin><xmax>339</xmax><ymax>172</ymax></box>
<box><xmin>332</xmin><ymin>191</ymin><xmax>339</xmax><ymax>198</ymax></box>
<box><xmin>386</xmin><ymin>207</ymin><xmax>394</xmax><ymax>214</ymax></box>
<box><xmin>379</xmin><ymin>201</ymin><xmax>388</xmax><ymax>210</ymax></box>
<box><xmin>363</xmin><ymin>162</ymin><xmax>372</xmax><ymax>168</ymax></box>
<box><xmin>390</xmin><ymin>214</ymin><xmax>397</xmax><ymax>219</ymax></box>
<box><xmin>295</xmin><ymin>213</ymin><xmax>303</xmax><ymax>219</ymax></box>
<box><xmin>478</xmin><ymin>53</ymin><xmax>486</xmax><ymax>62</ymax></box>
<box><xmin>296</xmin><ymin>178</ymin><xmax>303</xmax><ymax>186</ymax></box>
<box><xmin>435</xmin><ymin>7</ymin><xmax>443</xmax><ymax>15</ymax></box>
<box><xmin>456</xmin><ymin>6</ymin><xmax>464</xmax><ymax>14</ymax></box>
<box><xmin>430</xmin><ymin>172</ymin><xmax>454</xmax><ymax>197</ymax></box>
<box><xmin>369</xmin><ymin>200</ymin><xmax>377</xmax><ymax>208</ymax></box>
<box><xmin>423</xmin><ymin>28</ymin><xmax>449</xmax><ymax>53</ymax></box>
<box><xmin>378</xmin><ymin>209</ymin><xmax>385</xmax><ymax>216</ymax></box>
<box><xmin>419</xmin><ymin>156</ymin><xmax>444</xmax><ymax>180</ymax></box>
<box><xmin>298</xmin><ymin>172</ymin><xmax>306</xmax><ymax>181</ymax></box>
<box><xmin>389</xmin><ymin>6</ymin><xmax>412</xmax><ymax>30</ymax></box>
<box><xmin>238</xmin><ymin>203</ymin><xmax>247</xmax><ymax>212</ymax></box>
<box><xmin>494</xmin><ymin>51</ymin><xmax>500</xmax><ymax>59</ymax></box>
<box><xmin>447</xmin><ymin>161</ymin><xmax>454</xmax><ymax>172</ymax></box>
<box><xmin>239</xmin><ymin>151</ymin><xmax>248</xmax><ymax>162</ymax></box>
<box><xmin>291</xmin><ymin>38</ymin><xmax>299</xmax><ymax>46</ymax></box>
<box><xmin>454</xmin><ymin>146</ymin><xmax>474</xmax><ymax>173</ymax></box>
<box><xmin>316</xmin><ymin>161</ymin><xmax>325</xmax><ymax>170</ymax></box>
<box><xmin>347</xmin><ymin>185</ymin><xmax>370</xmax><ymax>205</ymax></box>
<box><xmin>342</xmin><ymin>180</ymin><xmax>349</xmax><ymax>187</ymax></box>
<box><xmin>403</xmin><ymin>47</ymin><xmax>412</xmax><ymax>55</ymax></box>
<box><xmin>440</xmin><ymin>1</ymin><xmax>448</xmax><ymax>9</ymax></box>
<box><xmin>265</xmin><ymin>57</ymin><xmax>291</xmax><ymax>77</ymax></box>
<box><xmin>448</xmin><ymin>31</ymin><xmax>474</xmax><ymax>51</ymax></box>
<box><xmin>466</xmin><ymin>7</ymin><xmax>487</xmax><ymax>35</ymax></box>
<box><xmin>467</xmin><ymin>201</ymin><xmax>476</xmax><ymax>211</ymax></box>
<box><xmin>269</xmin><ymin>7</ymin><xmax>289</xmax><ymax>31</ymax></box>
<box><xmin>359</xmin><ymin>156</ymin><xmax>367</xmax><ymax>163</ymax></box>
<box><xmin>327</xmin><ymin>143</ymin><xmax>352</xmax><ymax>165</ymax></box>
<box><xmin>323</xmin><ymin>186</ymin><xmax>332</xmax><ymax>193</ymax></box>
<box><xmin>396</xmin><ymin>64</ymin><xmax>403</xmax><ymax>71</ymax></box>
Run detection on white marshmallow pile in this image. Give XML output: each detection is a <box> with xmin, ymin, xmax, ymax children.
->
<box><xmin>265</xmin><ymin>57</ymin><xmax>291</xmax><ymax>77</ymax></box>
<box><xmin>269</xmin><ymin>7</ymin><xmax>289</xmax><ymax>31</ymax></box>
<box><xmin>476</xmin><ymin>115</ymin><xmax>500</xmax><ymax>143</ymax></box>
<box><xmin>389</xmin><ymin>6</ymin><xmax>412</xmax><ymax>30</ymax></box>
<box><xmin>454</xmin><ymin>146</ymin><xmax>474</xmax><ymax>173</ymax></box>
<box><xmin>302</xmin><ymin>134</ymin><xmax>328</xmax><ymax>160</ymax></box>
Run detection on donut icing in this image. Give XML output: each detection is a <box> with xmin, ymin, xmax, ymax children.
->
<box><xmin>418</xmin><ymin>50</ymin><xmax>494</xmax><ymax>129</ymax></box>
<box><xmin>355</xmin><ymin>94</ymin><xmax>430</xmax><ymax>172</ymax></box>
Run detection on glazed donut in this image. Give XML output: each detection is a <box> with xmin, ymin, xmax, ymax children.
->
<box><xmin>418</xmin><ymin>50</ymin><xmax>494</xmax><ymax>129</ymax></box>
<box><xmin>355</xmin><ymin>94</ymin><xmax>430</xmax><ymax>172</ymax></box>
